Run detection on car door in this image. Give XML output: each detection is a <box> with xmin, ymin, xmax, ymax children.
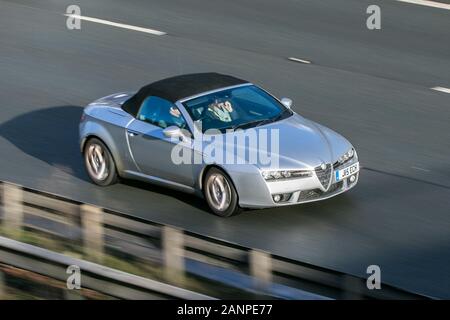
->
<box><xmin>126</xmin><ymin>96</ymin><xmax>195</xmax><ymax>188</ymax></box>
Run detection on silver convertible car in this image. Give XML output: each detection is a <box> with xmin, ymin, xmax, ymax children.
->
<box><xmin>79</xmin><ymin>73</ymin><xmax>359</xmax><ymax>217</ymax></box>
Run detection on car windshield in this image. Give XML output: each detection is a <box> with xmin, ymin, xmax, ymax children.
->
<box><xmin>182</xmin><ymin>85</ymin><xmax>292</xmax><ymax>133</ymax></box>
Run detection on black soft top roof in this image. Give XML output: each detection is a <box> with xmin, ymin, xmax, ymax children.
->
<box><xmin>122</xmin><ymin>73</ymin><xmax>248</xmax><ymax>117</ymax></box>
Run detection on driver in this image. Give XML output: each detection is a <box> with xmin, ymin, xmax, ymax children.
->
<box><xmin>207</xmin><ymin>100</ymin><xmax>234</xmax><ymax>122</ymax></box>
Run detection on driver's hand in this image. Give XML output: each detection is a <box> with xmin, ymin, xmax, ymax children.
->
<box><xmin>223</xmin><ymin>101</ymin><xmax>233</xmax><ymax>112</ymax></box>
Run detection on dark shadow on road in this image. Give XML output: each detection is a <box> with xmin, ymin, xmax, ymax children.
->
<box><xmin>121</xmin><ymin>178</ymin><xmax>210</xmax><ymax>212</ymax></box>
<box><xmin>0</xmin><ymin>106</ymin><xmax>88</xmax><ymax>181</ymax></box>
<box><xmin>0</xmin><ymin>105</ymin><xmax>210</xmax><ymax>211</ymax></box>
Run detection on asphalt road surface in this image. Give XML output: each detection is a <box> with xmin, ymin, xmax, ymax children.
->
<box><xmin>0</xmin><ymin>0</ymin><xmax>449</xmax><ymax>298</ymax></box>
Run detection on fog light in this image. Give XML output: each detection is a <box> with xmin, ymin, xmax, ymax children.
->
<box><xmin>349</xmin><ymin>175</ymin><xmax>356</xmax><ymax>183</ymax></box>
<box><xmin>273</xmin><ymin>194</ymin><xmax>281</xmax><ymax>202</ymax></box>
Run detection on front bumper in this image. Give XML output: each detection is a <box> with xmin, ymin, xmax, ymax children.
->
<box><xmin>276</xmin><ymin>171</ymin><xmax>359</xmax><ymax>205</ymax></box>
<box><xmin>236</xmin><ymin>161</ymin><xmax>360</xmax><ymax>208</ymax></box>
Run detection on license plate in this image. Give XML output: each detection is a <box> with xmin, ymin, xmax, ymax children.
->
<box><xmin>335</xmin><ymin>162</ymin><xmax>359</xmax><ymax>182</ymax></box>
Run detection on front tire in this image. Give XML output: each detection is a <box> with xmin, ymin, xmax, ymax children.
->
<box><xmin>84</xmin><ymin>138</ymin><xmax>118</xmax><ymax>186</ymax></box>
<box><xmin>203</xmin><ymin>168</ymin><xmax>241</xmax><ymax>217</ymax></box>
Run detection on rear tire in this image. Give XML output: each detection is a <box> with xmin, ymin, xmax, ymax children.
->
<box><xmin>84</xmin><ymin>138</ymin><xmax>118</xmax><ymax>186</ymax></box>
<box><xmin>203</xmin><ymin>167</ymin><xmax>241</xmax><ymax>217</ymax></box>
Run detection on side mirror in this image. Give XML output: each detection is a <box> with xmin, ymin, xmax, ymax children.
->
<box><xmin>280</xmin><ymin>97</ymin><xmax>293</xmax><ymax>109</ymax></box>
<box><xmin>163</xmin><ymin>126</ymin><xmax>184</xmax><ymax>140</ymax></box>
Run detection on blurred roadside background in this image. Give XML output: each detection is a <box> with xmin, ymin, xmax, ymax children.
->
<box><xmin>0</xmin><ymin>181</ymin><xmax>425</xmax><ymax>300</ymax></box>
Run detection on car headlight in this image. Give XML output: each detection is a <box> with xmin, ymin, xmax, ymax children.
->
<box><xmin>338</xmin><ymin>148</ymin><xmax>356</xmax><ymax>164</ymax></box>
<box><xmin>261</xmin><ymin>169</ymin><xmax>313</xmax><ymax>181</ymax></box>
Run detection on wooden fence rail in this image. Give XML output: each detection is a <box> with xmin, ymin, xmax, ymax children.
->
<box><xmin>0</xmin><ymin>181</ymin><xmax>428</xmax><ymax>300</ymax></box>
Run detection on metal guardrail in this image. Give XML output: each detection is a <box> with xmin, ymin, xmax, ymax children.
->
<box><xmin>0</xmin><ymin>236</ymin><xmax>214</xmax><ymax>300</ymax></box>
<box><xmin>0</xmin><ymin>181</ymin><xmax>429</xmax><ymax>299</ymax></box>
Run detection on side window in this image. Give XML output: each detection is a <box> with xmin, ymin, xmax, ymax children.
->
<box><xmin>137</xmin><ymin>96</ymin><xmax>187</xmax><ymax>129</ymax></box>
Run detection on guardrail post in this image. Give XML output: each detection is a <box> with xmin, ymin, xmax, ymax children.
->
<box><xmin>64</xmin><ymin>289</ymin><xmax>84</xmax><ymax>300</ymax></box>
<box><xmin>342</xmin><ymin>275</ymin><xmax>362</xmax><ymax>299</ymax></box>
<box><xmin>249</xmin><ymin>249</ymin><xmax>272</xmax><ymax>291</ymax></box>
<box><xmin>2</xmin><ymin>182</ymin><xmax>24</xmax><ymax>237</ymax></box>
<box><xmin>162</xmin><ymin>226</ymin><xmax>184</xmax><ymax>283</ymax></box>
<box><xmin>80</xmin><ymin>204</ymin><xmax>104</xmax><ymax>263</ymax></box>
<box><xmin>0</xmin><ymin>270</ymin><xmax>5</xmax><ymax>298</ymax></box>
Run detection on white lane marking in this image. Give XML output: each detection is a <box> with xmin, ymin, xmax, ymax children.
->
<box><xmin>431</xmin><ymin>86</ymin><xmax>450</xmax><ymax>94</ymax></box>
<box><xmin>411</xmin><ymin>166</ymin><xmax>431</xmax><ymax>172</ymax></box>
<box><xmin>396</xmin><ymin>0</ymin><xmax>450</xmax><ymax>10</ymax></box>
<box><xmin>288</xmin><ymin>57</ymin><xmax>311</xmax><ymax>64</ymax></box>
<box><xmin>64</xmin><ymin>14</ymin><xmax>167</xmax><ymax>36</ymax></box>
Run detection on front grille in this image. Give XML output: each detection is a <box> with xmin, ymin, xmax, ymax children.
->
<box><xmin>333</xmin><ymin>161</ymin><xmax>340</xmax><ymax>170</ymax></box>
<box><xmin>298</xmin><ymin>181</ymin><xmax>343</xmax><ymax>202</ymax></box>
<box><xmin>298</xmin><ymin>189</ymin><xmax>321</xmax><ymax>202</ymax></box>
<box><xmin>315</xmin><ymin>163</ymin><xmax>332</xmax><ymax>190</ymax></box>
<box><xmin>328</xmin><ymin>181</ymin><xmax>343</xmax><ymax>193</ymax></box>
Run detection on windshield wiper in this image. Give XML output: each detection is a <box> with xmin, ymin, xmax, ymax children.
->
<box><xmin>269</xmin><ymin>108</ymin><xmax>292</xmax><ymax>123</ymax></box>
<box><xmin>231</xmin><ymin>119</ymin><xmax>267</xmax><ymax>131</ymax></box>
<box><xmin>230</xmin><ymin>109</ymin><xmax>292</xmax><ymax>131</ymax></box>
<box><xmin>246</xmin><ymin>108</ymin><xmax>291</xmax><ymax>128</ymax></box>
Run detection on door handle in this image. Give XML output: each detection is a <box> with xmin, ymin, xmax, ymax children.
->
<box><xmin>127</xmin><ymin>130</ymin><xmax>140</xmax><ymax>137</ymax></box>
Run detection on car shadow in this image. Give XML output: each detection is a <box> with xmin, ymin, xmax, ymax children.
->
<box><xmin>0</xmin><ymin>105</ymin><xmax>210</xmax><ymax>211</ymax></box>
<box><xmin>0</xmin><ymin>106</ymin><xmax>88</xmax><ymax>181</ymax></box>
<box><xmin>120</xmin><ymin>178</ymin><xmax>211</xmax><ymax>212</ymax></box>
